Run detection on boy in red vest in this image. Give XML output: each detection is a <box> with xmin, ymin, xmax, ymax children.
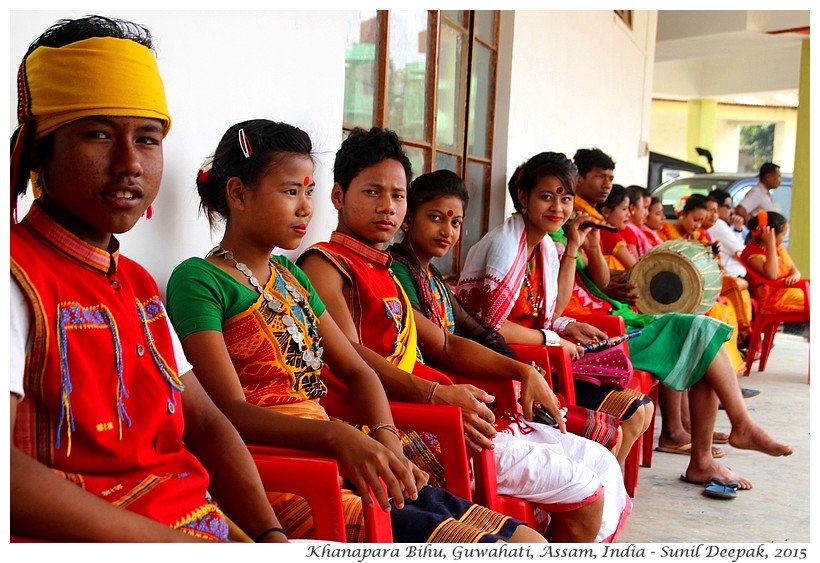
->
<box><xmin>10</xmin><ymin>15</ymin><xmax>285</xmax><ymax>542</ymax></box>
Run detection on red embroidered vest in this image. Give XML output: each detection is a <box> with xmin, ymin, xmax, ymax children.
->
<box><xmin>11</xmin><ymin>211</ymin><xmax>214</xmax><ymax>529</ymax></box>
<box><xmin>306</xmin><ymin>236</ymin><xmax>414</xmax><ymax>363</ymax></box>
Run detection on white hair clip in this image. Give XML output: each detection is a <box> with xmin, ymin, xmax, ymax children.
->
<box><xmin>238</xmin><ymin>128</ymin><xmax>252</xmax><ymax>159</ymax></box>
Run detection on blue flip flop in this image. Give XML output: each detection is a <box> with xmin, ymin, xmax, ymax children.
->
<box><xmin>704</xmin><ymin>479</ymin><xmax>739</xmax><ymax>499</ymax></box>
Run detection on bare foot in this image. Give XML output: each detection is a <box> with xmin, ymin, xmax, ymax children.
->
<box><xmin>682</xmin><ymin>462</ymin><xmax>753</xmax><ymax>490</ymax></box>
<box><xmin>728</xmin><ymin>425</ymin><xmax>793</xmax><ymax>457</ymax></box>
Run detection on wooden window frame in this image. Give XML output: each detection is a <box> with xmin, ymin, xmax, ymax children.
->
<box><xmin>614</xmin><ymin>10</ymin><xmax>633</xmax><ymax>29</ymax></box>
<box><xmin>343</xmin><ymin>10</ymin><xmax>499</xmax><ymax>275</ymax></box>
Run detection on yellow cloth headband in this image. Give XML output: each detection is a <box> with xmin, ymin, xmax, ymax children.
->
<box><xmin>11</xmin><ymin>36</ymin><xmax>171</xmax><ymax>221</ymax></box>
<box><xmin>18</xmin><ymin>36</ymin><xmax>171</xmax><ymax>138</ymax></box>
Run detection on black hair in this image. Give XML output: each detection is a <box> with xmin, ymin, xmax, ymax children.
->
<box><xmin>573</xmin><ymin>148</ymin><xmax>615</xmax><ymax>177</ymax></box>
<box><xmin>197</xmin><ymin>119</ymin><xmax>313</xmax><ymax>229</ymax></box>
<box><xmin>681</xmin><ymin>193</ymin><xmax>708</xmax><ymax>214</ymax></box>
<box><xmin>748</xmin><ymin>211</ymin><xmax>788</xmax><ymax>236</ymax></box>
<box><xmin>333</xmin><ymin>127</ymin><xmax>412</xmax><ymax>192</ymax></box>
<box><xmin>13</xmin><ymin>15</ymin><xmax>156</xmax><ymax>202</ymax></box>
<box><xmin>597</xmin><ymin>184</ymin><xmax>629</xmax><ymax>213</ymax></box>
<box><xmin>625</xmin><ymin>185</ymin><xmax>648</xmax><ymax>206</ymax></box>
<box><xmin>407</xmin><ymin>169</ymin><xmax>469</xmax><ymax>214</ymax></box>
<box><xmin>25</xmin><ymin>15</ymin><xmax>154</xmax><ymax>56</ymax></box>
<box><xmin>759</xmin><ymin>162</ymin><xmax>780</xmax><ymax>180</ymax></box>
<box><xmin>649</xmin><ymin>196</ymin><xmax>662</xmax><ymax>208</ymax></box>
<box><xmin>707</xmin><ymin>189</ymin><xmax>731</xmax><ymax>205</ymax></box>
<box><xmin>508</xmin><ymin>152</ymin><xmax>577</xmax><ymax>213</ymax></box>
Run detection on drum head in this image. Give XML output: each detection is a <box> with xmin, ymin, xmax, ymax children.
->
<box><xmin>628</xmin><ymin>248</ymin><xmax>706</xmax><ymax>314</ymax></box>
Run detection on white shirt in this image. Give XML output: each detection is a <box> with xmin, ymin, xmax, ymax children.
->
<box><xmin>737</xmin><ymin>182</ymin><xmax>775</xmax><ymax>216</ymax></box>
<box><xmin>707</xmin><ymin>220</ymin><xmax>747</xmax><ymax>278</ymax></box>
<box><xmin>10</xmin><ymin>277</ymin><xmax>192</xmax><ymax>399</ymax></box>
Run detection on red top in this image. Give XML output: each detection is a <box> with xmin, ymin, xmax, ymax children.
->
<box><xmin>11</xmin><ymin>203</ymin><xmax>218</xmax><ymax>534</ymax></box>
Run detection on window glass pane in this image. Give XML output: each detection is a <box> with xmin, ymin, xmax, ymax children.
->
<box><xmin>343</xmin><ymin>11</ymin><xmax>379</xmax><ymax>129</ymax></box>
<box><xmin>434</xmin><ymin>152</ymin><xmax>458</xmax><ymax>174</ymax></box>
<box><xmin>468</xmin><ymin>43</ymin><xmax>493</xmax><ymax>158</ymax></box>
<box><xmin>403</xmin><ymin>145</ymin><xmax>427</xmax><ymax>181</ymax></box>
<box><xmin>462</xmin><ymin>161</ymin><xmax>488</xmax><ymax>260</ymax></box>
<box><xmin>387</xmin><ymin>11</ymin><xmax>430</xmax><ymax>142</ymax></box>
<box><xmin>436</xmin><ymin>23</ymin><xmax>465</xmax><ymax>149</ymax></box>
<box><xmin>474</xmin><ymin>11</ymin><xmax>496</xmax><ymax>44</ymax></box>
<box><xmin>443</xmin><ymin>10</ymin><xmax>466</xmax><ymax>26</ymax></box>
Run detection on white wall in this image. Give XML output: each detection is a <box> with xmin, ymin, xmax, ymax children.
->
<box><xmin>10</xmin><ymin>10</ymin><xmax>348</xmax><ymax>294</ymax></box>
<box><xmin>10</xmin><ymin>9</ymin><xmax>661</xmax><ymax>289</ymax></box>
<box><xmin>499</xmin><ymin>10</ymin><xmax>657</xmax><ymax>217</ymax></box>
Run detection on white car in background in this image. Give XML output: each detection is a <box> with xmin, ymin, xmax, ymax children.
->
<box><xmin>650</xmin><ymin>172</ymin><xmax>793</xmax><ymax>222</ymax></box>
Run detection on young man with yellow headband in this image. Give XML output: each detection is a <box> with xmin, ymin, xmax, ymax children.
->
<box><xmin>10</xmin><ymin>15</ymin><xmax>286</xmax><ymax>542</ymax></box>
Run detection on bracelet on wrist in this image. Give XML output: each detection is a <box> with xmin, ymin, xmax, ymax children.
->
<box><xmin>370</xmin><ymin>423</ymin><xmax>401</xmax><ymax>440</ymax></box>
<box><xmin>552</xmin><ymin>316</ymin><xmax>577</xmax><ymax>337</ymax></box>
<box><xmin>254</xmin><ymin>527</ymin><xmax>287</xmax><ymax>542</ymax></box>
<box><xmin>541</xmin><ymin>328</ymin><xmax>561</xmax><ymax>346</ymax></box>
<box><xmin>425</xmin><ymin>382</ymin><xmax>439</xmax><ymax>404</ymax></box>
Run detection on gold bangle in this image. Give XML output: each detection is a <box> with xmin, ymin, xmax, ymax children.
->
<box><xmin>425</xmin><ymin>382</ymin><xmax>439</xmax><ymax>404</ymax></box>
<box><xmin>370</xmin><ymin>423</ymin><xmax>400</xmax><ymax>440</ymax></box>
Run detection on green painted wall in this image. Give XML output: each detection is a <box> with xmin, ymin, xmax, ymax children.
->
<box><xmin>788</xmin><ymin>39</ymin><xmax>810</xmax><ymax>275</ymax></box>
<box><xmin>686</xmin><ymin>98</ymin><xmax>717</xmax><ymax>165</ymax></box>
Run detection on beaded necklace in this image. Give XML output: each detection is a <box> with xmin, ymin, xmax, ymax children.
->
<box><xmin>209</xmin><ymin>245</ymin><xmax>324</xmax><ymax>370</ymax></box>
<box><xmin>522</xmin><ymin>245</ymin><xmax>542</xmax><ymax>318</ymax></box>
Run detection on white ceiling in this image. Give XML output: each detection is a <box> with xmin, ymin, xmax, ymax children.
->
<box><xmin>653</xmin><ymin>10</ymin><xmax>809</xmax><ymax>107</ymax></box>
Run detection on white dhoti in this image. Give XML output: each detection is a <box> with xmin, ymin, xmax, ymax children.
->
<box><xmin>492</xmin><ymin>416</ymin><xmax>632</xmax><ymax>543</ymax></box>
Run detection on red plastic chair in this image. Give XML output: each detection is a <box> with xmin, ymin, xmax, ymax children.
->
<box><xmin>319</xmin><ymin>366</ymin><xmax>487</xmax><ymax>503</ymax></box>
<box><xmin>735</xmin><ymin>251</ymin><xmax>810</xmax><ymax>381</ymax></box>
<box><xmin>451</xmin><ymin>345</ymin><xmax>562</xmax><ymax>533</ymax></box>
<box><xmin>450</xmin><ymin>333</ymin><xmax>652</xmax><ymax>498</ymax></box>
<box><xmin>320</xmin><ymin>365</ymin><xmax>544</xmax><ymax>532</ymax></box>
<box><xmin>246</xmin><ymin>444</ymin><xmax>393</xmax><ymax>542</ymax></box>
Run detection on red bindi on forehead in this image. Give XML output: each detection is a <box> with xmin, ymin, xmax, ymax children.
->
<box><xmin>303</xmin><ymin>176</ymin><xmax>310</xmax><ymax>186</ymax></box>
<box><xmin>447</xmin><ymin>210</ymin><xmax>454</xmax><ymax>217</ymax></box>
<box><xmin>556</xmin><ymin>187</ymin><xmax>564</xmax><ymax>194</ymax></box>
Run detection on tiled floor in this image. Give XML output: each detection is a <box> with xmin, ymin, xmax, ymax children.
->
<box><xmin>617</xmin><ymin>332</ymin><xmax>810</xmax><ymax>544</ymax></box>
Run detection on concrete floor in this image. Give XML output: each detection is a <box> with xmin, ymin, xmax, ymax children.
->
<box><xmin>617</xmin><ymin>331</ymin><xmax>811</xmax><ymax>543</ymax></box>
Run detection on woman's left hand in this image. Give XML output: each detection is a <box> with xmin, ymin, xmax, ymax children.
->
<box><xmin>562</xmin><ymin>321</ymin><xmax>607</xmax><ymax>345</ymax></box>
<box><xmin>559</xmin><ymin>338</ymin><xmax>584</xmax><ymax>361</ymax></box>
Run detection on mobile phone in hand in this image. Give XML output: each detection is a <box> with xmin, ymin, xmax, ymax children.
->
<box><xmin>532</xmin><ymin>403</ymin><xmax>558</xmax><ymax>427</ymax></box>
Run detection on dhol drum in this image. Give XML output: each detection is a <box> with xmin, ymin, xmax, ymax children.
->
<box><xmin>628</xmin><ymin>239</ymin><xmax>722</xmax><ymax>315</ymax></box>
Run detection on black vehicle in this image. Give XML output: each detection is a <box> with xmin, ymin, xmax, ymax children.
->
<box><xmin>647</xmin><ymin>151</ymin><xmax>707</xmax><ymax>192</ymax></box>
